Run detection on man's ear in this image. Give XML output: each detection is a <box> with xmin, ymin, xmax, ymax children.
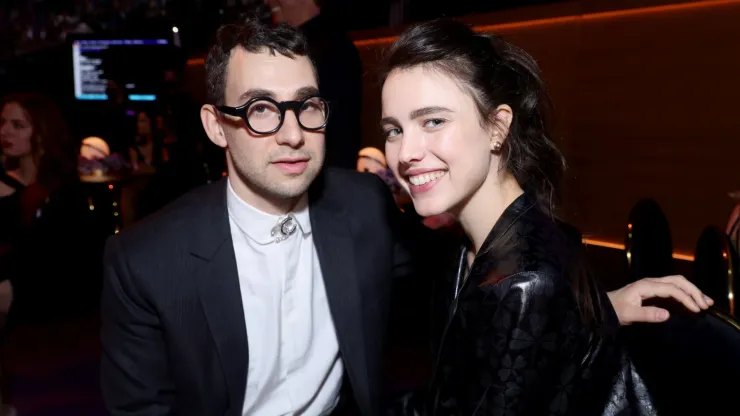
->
<box><xmin>489</xmin><ymin>104</ymin><xmax>513</xmax><ymax>151</ymax></box>
<box><xmin>201</xmin><ymin>104</ymin><xmax>227</xmax><ymax>148</ymax></box>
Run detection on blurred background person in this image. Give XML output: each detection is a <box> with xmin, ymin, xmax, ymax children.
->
<box><xmin>266</xmin><ymin>0</ymin><xmax>363</xmax><ymax>169</ymax></box>
<box><xmin>0</xmin><ymin>92</ymin><xmax>101</xmax><ymax>324</ymax></box>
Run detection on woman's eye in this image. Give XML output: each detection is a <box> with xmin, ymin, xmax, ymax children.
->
<box><xmin>424</xmin><ymin>118</ymin><xmax>445</xmax><ymax>128</ymax></box>
<box><xmin>384</xmin><ymin>128</ymin><xmax>401</xmax><ymax>139</ymax></box>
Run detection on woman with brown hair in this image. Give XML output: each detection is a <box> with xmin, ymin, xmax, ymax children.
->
<box><xmin>0</xmin><ymin>91</ymin><xmax>78</xmax><ymax>224</ymax></box>
<box><xmin>0</xmin><ymin>91</ymin><xmax>96</xmax><ymax>323</ymax></box>
<box><xmin>381</xmin><ymin>19</ymin><xmax>711</xmax><ymax>415</ymax></box>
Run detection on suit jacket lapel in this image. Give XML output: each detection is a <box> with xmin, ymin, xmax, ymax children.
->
<box><xmin>309</xmin><ymin>179</ymin><xmax>371</xmax><ymax>414</ymax></box>
<box><xmin>190</xmin><ymin>180</ymin><xmax>248</xmax><ymax>416</ymax></box>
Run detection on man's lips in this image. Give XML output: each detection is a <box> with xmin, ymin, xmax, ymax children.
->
<box><xmin>272</xmin><ymin>157</ymin><xmax>309</xmax><ymax>164</ymax></box>
<box><xmin>272</xmin><ymin>158</ymin><xmax>310</xmax><ymax>175</ymax></box>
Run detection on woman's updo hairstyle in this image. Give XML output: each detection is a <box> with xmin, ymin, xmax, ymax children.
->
<box><xmin>380</xmin><ymin>18</ymin><xmax>566</xmax><ymax>214</ymax></box>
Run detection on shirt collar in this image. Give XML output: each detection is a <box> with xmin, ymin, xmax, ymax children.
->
<box><xmin>226</xmin><ymin>179</ymin><xmax>312</xmax><ymax>245</ymax></box>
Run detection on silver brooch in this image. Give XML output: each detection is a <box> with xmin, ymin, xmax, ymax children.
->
<box><xmin>271</xmin><ymin>214</ymin><xmax>298</xmax><ymax>243</ymax></box>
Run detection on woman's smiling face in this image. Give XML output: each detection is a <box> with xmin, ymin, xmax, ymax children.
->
<box><xmin>382</xmin><ymin>66</ymin><xmax>500</xmax><ymax>217</ymax></box>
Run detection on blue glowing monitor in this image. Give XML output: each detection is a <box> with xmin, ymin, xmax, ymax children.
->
<box><xmin>72</xmin><ymin>38</ymin><xmax>170</xmax><ymax>101</ymax></box>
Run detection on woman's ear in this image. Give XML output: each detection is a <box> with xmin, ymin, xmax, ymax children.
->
<box><xmin>489</xmin><ymin>104</ymin><xmax>513</xmax><ymax>152</ymax></box>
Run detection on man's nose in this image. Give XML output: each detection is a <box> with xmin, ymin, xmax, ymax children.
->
<box><xmin>274</xmin><ymin>110</ymin><xmax>304</xmax><ymax>148</ymax></box>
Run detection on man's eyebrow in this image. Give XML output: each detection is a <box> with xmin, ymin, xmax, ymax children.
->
<box><xmin>235</xmin><ymin>87</ymin><xmax>319</xmax><ymax>104</ymax></box>
<box><xmin>237</xmin><ymin>88</ymin><xmax>275</xmax><ymax>104</ymax></box>
<box><xmin>293</xmin><ymin>86</ymin><xmax>320</xmax><ymax>100</ymax></box>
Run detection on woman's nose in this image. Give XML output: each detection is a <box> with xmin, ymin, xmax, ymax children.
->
<box><xmin>397</xmin><ymin>133</ymin><xmax>426</xmax><ymax>165</ymax></box>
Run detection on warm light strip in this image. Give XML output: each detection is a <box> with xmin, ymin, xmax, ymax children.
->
<box><xmin>354</xmin><ymin>0</ymin><xmax>740</xmax><ymax>47</ymax></box>
<box><xmin>186</xmin><ymin>0</ymin><xmax>740</xmax><ymax>65</ymax></box>
<box><xmin>582</xmin><ymin>238</ymin><xmax>695</xmax><ymax>261</ymax></box>
<box><xmin>582</xmin><ymin>238</ymin><xmax>625</xmax><ymax>250</ymax></box>
<box><xmin>672</xmin><ymin>252</ymin><xmax>696</xmax><ymax>262</ymax></box>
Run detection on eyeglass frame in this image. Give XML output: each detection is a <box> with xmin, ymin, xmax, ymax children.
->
<box><xmin>216</xmin><ymin>95</ymin><xmax>331</xmax><ymax>135</ymax></box>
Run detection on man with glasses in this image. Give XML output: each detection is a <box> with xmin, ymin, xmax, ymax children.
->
<box><xmin>101</xmin><ymin>19</ymin><xmax>390</xmax><ymax>416</ymax></box>
<box><xmin>100</xmin><ymin>18</ymin><xmax>712</xmax><ymax>416</ymax></box>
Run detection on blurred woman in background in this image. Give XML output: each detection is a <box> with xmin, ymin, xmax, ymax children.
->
<box><xmin>1</xmin><ymin>92</ymin><xmax>78</xmax><ymax>225</ymax></box>
<box><xmin>0</xmin><ymin>92</ymin><xmax>100</xmax><ymax>324</ymax></box>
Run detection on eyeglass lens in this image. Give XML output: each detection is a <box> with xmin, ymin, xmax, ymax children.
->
<box><xmin>247</xmin><ymin>97</ymin><xmax>327</xmax><ymax>133</ymax></box>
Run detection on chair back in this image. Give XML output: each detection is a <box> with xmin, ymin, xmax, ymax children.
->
<box><xmin>625</xmin><ymin>199</ymin><xmax>673</xmax><ymax>282</ymax></box>
<box><xmin>624</xmin><ymin>308</ymin><xmax>740</xmax><ymax>415</ymax></box>
<box><xmin>693</xmin><ymin>226</ymin><xmax>738</xmax><ymax>316</ymax></box>
<box><xmin>727</xmin><ymin>202</ymin><xmax>740</xmax><ymax>255</ymax></box>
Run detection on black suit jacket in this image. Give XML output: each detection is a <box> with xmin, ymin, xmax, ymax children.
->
<box><xmin>100</xmin><ymin>168</ymin><xmax>426</xmax><ymax>415</ymax></box>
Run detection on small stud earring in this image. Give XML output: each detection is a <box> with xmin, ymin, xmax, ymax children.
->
<box><xmin>492</xmin><ymin>141</ymin><xmax>503</xmax><ymax>152</ymax></box>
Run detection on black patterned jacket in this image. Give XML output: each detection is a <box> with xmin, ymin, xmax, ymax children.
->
<box><xmin>421</xmin><ymin>191</ymin><xmax>655</xmax><ymax>416</ymax></box>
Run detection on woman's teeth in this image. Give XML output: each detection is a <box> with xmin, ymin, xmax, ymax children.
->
<box><xmin>409</xmin><ymin>171</ymin><xmax>446</xmax><ymax>186</ymax></box>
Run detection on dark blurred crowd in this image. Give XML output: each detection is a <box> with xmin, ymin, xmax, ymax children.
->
<box><xmin>0</xmin><ymin>0</ymin><xmax>288</xmax><ymax>60</ymax></box>
<box><xmin>1</xmin><ymin>1</ymin><xmax>164</xmax><ymax>58</ymax></box>
<box><xmin>0</xmin><ymin>89</ymin><xmax>217</xmax><ymax>324</ymax></box>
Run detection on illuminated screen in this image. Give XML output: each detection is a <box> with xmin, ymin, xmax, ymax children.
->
<box><xmin>72</xmin><ymin>39</ymin><xmax>170</xmax><ymax>101</ymax></box>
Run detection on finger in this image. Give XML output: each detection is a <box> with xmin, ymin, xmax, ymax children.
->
<box><xmin>646</xmin><ymin>275</ymin><xmax>712</xmax><ymax>309</ymax></box>
<box><xmin>640</xmin><ymin>281</ymin><xmax>702</xmax><ymax>312</ymax></box>
<box><xmin>621</xmin><ymin>305</ymin><xmax>670</xmax><ymax>325</ymax></box>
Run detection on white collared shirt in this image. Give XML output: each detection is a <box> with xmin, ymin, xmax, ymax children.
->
<box><xmin>226</xmin><ymin>180</ymin><xmax>343</xmax><ymax>415</ymax></box>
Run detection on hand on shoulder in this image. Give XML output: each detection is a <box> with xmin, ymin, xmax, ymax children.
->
<box><xmin>607</xmin><ymin>275</ymin><xmax>713</xmax><ymax>326</ymax></box>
